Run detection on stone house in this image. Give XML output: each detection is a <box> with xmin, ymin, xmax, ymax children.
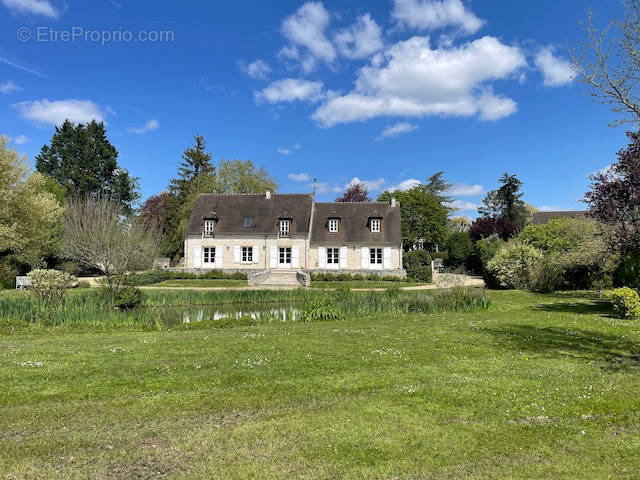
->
<box><xmin>183</xmin><ymin>191</ymin><xmax>404</xmax><ymax>278</ymax></box>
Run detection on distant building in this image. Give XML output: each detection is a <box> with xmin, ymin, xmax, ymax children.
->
<box><xmin>183</xmin><ymin>191</ymin><xmax>405</xmax><ymax>277</ymax></box>
<box><xmin>531</xmin><ymin>211</ymin><xmax>587</xmax><ymax>225</ymax></box>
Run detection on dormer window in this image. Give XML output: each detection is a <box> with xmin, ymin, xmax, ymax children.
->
<box><xmin>280</xmin><ymin>219</ymin><xmax>290</xmax><ymax>237</ymax></box>
<box><xmin>203</xmin><ymin>219</ymin><xmax>215</xmax><ymax>237</ymax></box>
<box><xmin>370</xmin><ymin>218</ymin><xmax>381</xmax><ymax>233</ymax></box>
<box><xmin>328</xmin><ymin>218</ymin><xmax>340</xmax><ymax>233</ymax></box>
<box><xmin>243</xmin><ymin>217</ymin><xmax>253</xmax><ymax>228</ymax></box>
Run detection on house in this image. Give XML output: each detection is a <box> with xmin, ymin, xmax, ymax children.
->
<box><xmin>183</xmin><ymin>191</ymin><xmax>405</xmax><ymax>280</ymax></box>
<box><xmin>531</xmin><ymin>211</ymin><xmax>587</xmax><ymax>225</ymax></box>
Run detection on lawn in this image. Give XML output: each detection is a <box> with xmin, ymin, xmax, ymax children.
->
<box><xmin>310</xmin><ymin>280</ymin><xmax>427</xmax><ymax>289</ymax></box>
<box><xmin>1</xmin><ymin>290</ymin><xmax>640</xmax><ymax>478</ymax></box>
<box><xmin>136</xmin><ymin>278</ymin><xmax>426</xmax><ymax>289</ymax></box>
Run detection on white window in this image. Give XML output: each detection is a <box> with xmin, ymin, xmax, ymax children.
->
<box><xmin>328</xmin><ymin>218</ymin><xmax>339</xmax><ymax>233</ymax></box>
<box><xmin>370</xmin><ymin>219</ymin><xmax>381</xmax><ymax>233</ymax></box>
<box><xmin>280</xmin><ymin>220</ymin><xmax>290</xmax><ymax>237</ymax></box>
<box><xmin>370</xmin><ymin>248</ymin><xmax>383</xmax><ymax>265</ymax></box>
<box><xmin>241</xmin><ymin>246</ymin><xmax>253</xmax><ymax>263</ymax></box>
<box><xmin>327</xmin><ymin>247</ymin><xmax>339</xmax><ymax>264</ymax></box>
<box><xmin>203</xmin><ymin>219</ymin><xmax>215</xmax><ymax>237</ymax></box>
<box><xmin>203</xmin><ymin>247</ymin><xmax>215</xmax><ymax>264</ymax></box>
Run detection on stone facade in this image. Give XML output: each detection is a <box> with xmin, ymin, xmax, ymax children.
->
<box><xmin>183</xmin><ymin>192</ymin><xmax>405</xmax><ymax>277</ymax></box>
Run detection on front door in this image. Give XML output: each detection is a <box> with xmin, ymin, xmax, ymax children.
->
<box><xmin>278</xmin><ymin>247</ymin><xmax>292</xmax><ymax>268</ymax></box>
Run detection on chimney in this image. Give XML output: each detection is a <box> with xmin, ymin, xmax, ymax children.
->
<box><xmin>391</xmin><ymin>197</ymin><xmax>397</xmax><ymax>207</ymax></box>
<box><xmin>265</xmin><ymin>190</ymin><xmax>271</xmax><ymax>199</ymax></box>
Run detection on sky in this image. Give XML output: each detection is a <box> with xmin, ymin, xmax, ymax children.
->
<box><xmin>0</xmin><ymin>0</ymin><xmax>631</xmax><ymax>216</ymax></box>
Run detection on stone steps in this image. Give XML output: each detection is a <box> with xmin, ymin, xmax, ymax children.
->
<box><xmin>248</xmin><ymin>270</ymin><xmax>310</xmax><ymax>287</ymax></box>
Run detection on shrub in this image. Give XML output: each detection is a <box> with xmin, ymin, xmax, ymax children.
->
<box><xmin>59</xmin><ymin>261</ymin><xmax>82</xmax><ymax>277</ymax></box>
<box><xmin>469</xmin><ymin>216</ymin><xmax>517</xmax><ymax>242</ymax></box>
<box><xmin>403</xmin><ymin>250</ymin><xmax>432</xmax><ymax>282</ymax></box>
<box><xmin>446</xmin><ymin>232</ymin><xmax>473</xmax><ymax>268</ymax></box>
<box><xmin>486</xmin><ymin>241</ymin><xmax>543</xmax><ymax>290</ymax></box>
<box><xmin>300</xmin><ymin>301</ymin><xmax>343</xmax><ymax>322</ymax></box>
<box><xmin>610</xmin><ymin>287</ymin><xmax>640</xmax><ymax>319</ymax></box>
<box><xmin>0</xmin><ymin>260</ymin><xmax>19</xmax><ymax>289</ymax></box>
<box><xmin>113</xmin><ymin>286</ymin><xmax>143</xmax><ymax>309</ymax></box>
<box><xmin>614</xmin><ymin>251</ymin><xmax>640</xmax><ymax>290</ymax></box>
<box><xmin>28</xmin><ymin>269</ymin><xmax>76</xmax><ymax>322</ymax></box>
<box><xmin>530</xmin><ymin>254</ymin><xmax>565</xmax><ymax>293</ymax></box>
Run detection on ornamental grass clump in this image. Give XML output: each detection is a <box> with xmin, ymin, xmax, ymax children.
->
<box><xmin>610</xmin><ymin>287</ymin><xmax>640</xmax><ymax>319</ymax></box>
<box><xmin>28</xmin><ymin>269</ymin><xmax>76</xmax><ymax>323</ymax></box>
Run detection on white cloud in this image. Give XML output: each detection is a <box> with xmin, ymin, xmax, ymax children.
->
<box><xmin>0</xmin><ymin>80</ymin><xmax>22</xmax><ymax>94</ymax></box>
<box><xmin>244</xmin><ymin>59</ymin><xmax>271</xmax><ymax>80</ymax></box>
<box><xmin>1</xmin><ymin>0</ymin><xmax>58</xmax><ymax>17</ymax></box>
<box><xmin>335</xmin><ymin>13</ymin><xmax>384</xmax><ymax>59</ymax></box>
<box><xmin>375</xmin><ymin>122</ymin><xmax>418</xmax><ymax>140</ymax></box>
<box><xmin>387</xmin><ymin>178</ymin><xmax>422</xmax><ymax>191</ymax></box>
<box><xmin>255</xmin><ymin>78</ymin><xmax>325</xmax><ymax>104</ymax></box>
<box><xmin>127</xmin><ymin>118</ymin><xmax>159</xmax><ymax>134</ymax></box>
<box><xmin>288</xmin><ymin>172</ymin><xmax>310</xmax><ymax>181</ymax></box>
<box><xmin>447</xmin><ymin>199</ymin><xmax>478</xmax><ymax>211</ymax></box>
<box><xmin>313</xmin><ymin>181</ymin><xmax>343</xmax><ymax>194</ymax></box>
<box><xmin>534</xmin><ymin>46</ymin><xmax>575</xmax><ymax>87</ymax></box>
<box><xmin>391</xmin><ymin>0</ymin><xmax>484</xmax><ymax>35</ymax></box>
<box><xmin>448</xmin><ymin>183</ymin><xmax>482</xmax><ymax>196</ymax></box>
<box><xmin>278</xmin><ymin>144</ymin><xmax>301</xmax><ymax>155</ymax></box>
<box><xmin>347</xmin><ymin>176</ymin><xmax>386</xmax><ymax>191</ymax></box>
<box><xmin>312</xmin><ymin>35</ymin><xmax>526</xmax><ymax>127</ymax></box>
<box><xmin>5</xmin><ymin>134</ymin><xmax>29</xmax><ymax>145</ymax></box>
<box><xmin>13</xmin><ymin>99</ymin><xmax>106</xmax><ymax>126</ymax></box>
<box><xmin>281</xmin><ymin>1</ymin><xmax>336</xmax><ymax>71</ymax></box>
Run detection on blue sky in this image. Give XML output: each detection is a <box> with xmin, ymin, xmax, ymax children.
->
<box><xmin>0</xmin><ymin>0</ymin><xmax>629</xmax><ymax>215</ymax></box>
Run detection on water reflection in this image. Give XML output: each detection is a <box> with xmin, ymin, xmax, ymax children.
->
<box><xmin>155</xmin><ymin>304</ymin><xmax>301</xmax><ymax>327</ymax></box>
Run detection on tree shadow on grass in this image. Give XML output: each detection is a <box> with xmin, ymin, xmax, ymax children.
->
<box><xmin>481</xmin><ymin>324</ymin><xmax>640</xmax><ymax>370</ymax></box>
<box><xmin>535</xmin><ymin>301</ymin><xmax>613</xmax><ymax>316</ymax></box>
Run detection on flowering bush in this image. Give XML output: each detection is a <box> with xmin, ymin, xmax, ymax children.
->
<box><xmin>610</xmin><ymin>287</ymin><xmax>640</xmax><ymax>319</ymax></box>
<box><xmin>27</xmin><ymin>269</ymin><xmax>76</xmax><ymax>322</ymax></box>
<box><xmin>486</xmin><ymin>241</ymin><xmax>543</xmax><ymax>290</ymax></box>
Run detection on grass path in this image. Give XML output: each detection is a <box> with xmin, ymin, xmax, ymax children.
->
<box><xmin>1</xmin><ymin>290</ymin><xmax>639</xmax><ymax>478</ymax></box>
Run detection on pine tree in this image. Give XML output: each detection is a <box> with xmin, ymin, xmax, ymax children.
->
<box><xmin>35</xmin><ymin>120</ymin><xmax>139</xmax><ymax>212</ymax></box>
<box><xmin>168</xmin><ymin>135</ymin><xmax>214</xmax><ymax>201</ymax></box>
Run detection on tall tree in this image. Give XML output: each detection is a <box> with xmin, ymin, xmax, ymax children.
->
<box><xmin>0</xmin><ymin>136</ymin><xmax>64</xmax><ymax>268</ymax></box>
<box><xmin>213</xmin><ymin>159</ymin><xmax>278</xmax><ymax>194</ymax></box>
<box><xmin>424</xmin><ymin>171</ymin><xmax>453</xmax><ymax>207</ymax></box>
<box><xmin>378</xmin><ymin>187</ymin><xmax>448</xmax><ymax>251</ymax></box>
<box><xmin>336</xmin><ymin>182</ymin><xmax>371</xmax><ymax>202</ymax></box>
<box><xmin>478</xmin><ymin>173</ymin><xmax>528</xmax><ymax>230</ymax></box>
<box><xmin>571</xmin><ymin>0</ymin><xmax>640</xmax><ymax>127</ymax></box>
<box><xmin>585</xmin><ymin>130</ymin><xmax>640</xmax><ymax>252</ymax></box>
<box><xmin>35</xmin><ymin>120</ymin><xmax>139</xmax><ymax>212</ymax></box>
<box><xmin>139</xmin><ymin>192</ymin><xmax>171</xmax><ymax>236</ymax></box>
<box><xmin>168</xmin><ymin>135</ymin><xmax>215</xmax><ymax>200</ymax></box>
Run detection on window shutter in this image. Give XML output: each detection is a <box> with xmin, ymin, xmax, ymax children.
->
<box><xmin>253</xmin><ymin>245</ymin><xmax>260</xmax><ymax>264</ymax></box>
<box><xmin>383</xmin><ymin>247</ymin><xmax>392</xmax><ymax>269</ymax></box>
<box><xmin>215</xmin><ymin>246</ymin><xmax>223</xmax><ymax>268</ymax></box>
<box><xmin>193</xmin><ymin>246</ymin><xmax>202</xmax><ymax>268</ymax></box>
<box><xmin>318</xmin><ymin>247</ymin><xmax>326</xmax><ymax>268</ymax></box>
<box><xmin>270</xmin><ymin>246</ymin><xmax>277</xmax><ymax>268</ymax></box>
<box><xmin>233</xmin><ymin>245</ymin><xmax>240</xmax><ymax>263</ymax></box>
<box><xmin>339</xmin><ymin>246</ymin><xmax>348</xmax><ymax>269</ymax></box>
<box><xmin>361</xmin><ymin>247</ymin><xmax>369</xmax><ymax>269</ymax></box>
<box><xmin>292</xmin><ymin>246</ymin><xmax>300</xmax><ymax>268</ymax></box>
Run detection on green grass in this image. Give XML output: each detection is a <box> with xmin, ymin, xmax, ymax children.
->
<box><xmin>1</xmin><ymin>290</ymin><xmax>640</xmax><ymax>478</ymax></box>
<box><xmin>149</xmin><ymin>279</ymin><xmax>248</xmax><ymax>288</ymax></box>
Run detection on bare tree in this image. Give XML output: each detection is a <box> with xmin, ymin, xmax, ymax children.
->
<box><xmin>571</xmin><ymin>1</ymin><xmax>640</xmax><ymax>126</ymax></box>
<box><xmin>62</xmin><ymin>197</ymin><xmax>159</xmax><ymax>291</ymax></box>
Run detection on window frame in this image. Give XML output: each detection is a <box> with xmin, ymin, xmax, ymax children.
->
<box><xmin>279</xmin><ymin>247</ymin><xmax>292</xmax><ymax>264</ymax></box>
<box><xmin>327</xmin><ymin>247</ymin><xmax>340</xmax><ymax>265</ymax></box>
<box><xmin>241</xmin><ymin>246</ymin><xmax>253</xmax><ymax>263</ymax></box>
<box><xmin>328</xmin><ymin>218</ymin><xmax>340</xmax><ymax>233</ymax></box>
<box><xmin>279</xmin><ymin>219</ymin><xmax>290</xmax><ymax>237</ymax></box>
<box><xmin>370</xmin><ymin>247</ymin><xmax>383</xmax><ymax>265</ymax></box>
<box><xmin>203</xmin><ymin>247</ymin><xmax>216</xmax><ymax>265</ymax></box>
<box><xmin>203</xmin><ymin>219</ymin><xmax>215</xmax><ymax>237</ymax></box>
<box><xmin>243</xmin><ymin>217</ymin><xmax>253</xmax><ymax>228</ymax></box>
<box><xmin>370</xmin><ymin>218</ymin><xmax>381</xmax><ymax>233</ymax></box>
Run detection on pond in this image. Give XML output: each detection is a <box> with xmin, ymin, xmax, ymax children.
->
<box><xmin>153</xmin><ymin>304</ymin><xmax>303</xmax><ymax>328</ymax></box>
